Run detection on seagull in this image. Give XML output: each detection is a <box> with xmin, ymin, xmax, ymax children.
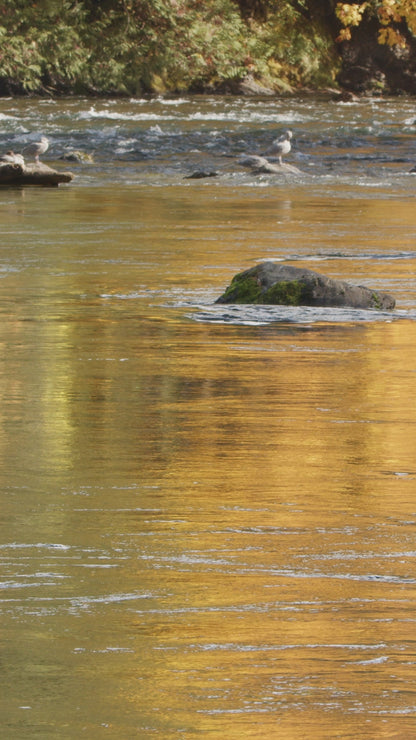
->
<box><xmin>266</xmin><ymin>130</ymin><xmax>292</xmax><ymax>164</ymax></box>
<box><xmin>23</xmin><ymin>136</ymin><xmax>49</xmax><ymax>164</ymax></box>
<box><xmin>0</xmin><ymin>151</ymin><xmax>25</xmax><ymax>166</ymax></box>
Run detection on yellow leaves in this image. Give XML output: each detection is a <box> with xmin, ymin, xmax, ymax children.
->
<box><xmin>336</xmin><ymin>3</ymin><xmax>368</xmax><ymax>27</ymax></box>
<box><xmin>380</xmin><ymin>0</ymin><xmax>416</xmax><ymax>35</ymax></box>
<box><xmin>378</xmin><ymin>25</ymin><xmax>406</xmax><ymax>45</ymax></box>
<box><xmin>377</xmin><ymin>0</ymin><xmax>416</xmax><ymax>43</ymax></box>
<box><xmin>335</xmin><ymin>2</ymin><xmax>368</xmax><ymax>41</ymax></box>
<box><xmin>378</xmin><ymin>0</ymin><xmax>403</xmax><ymax>24</ymax></box>
<box><xmin>337</xmin><ymin>27</ymin><xmax>352</xmax><ymax>40</ymax></box>
<box><xmin>336</xmin><ymin>0</ymin><xmax>416</xmax><ymax>46</ymax></box>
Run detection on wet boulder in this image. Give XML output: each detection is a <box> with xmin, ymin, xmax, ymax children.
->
<box><xmin>238</xmin><ymin>155</ymin><xmax>301</xmax><ymax>175</ymax></box>
<box><xmin>59</xmin><ymin>150</ymin><xmax>94</xmax><ymax>163</ymax></box>
<box><xmin>0</xmin><ymin>161</ymin><xmax>73</xmax><ymax>187</ymax></box>
<box><xmin>216</xmin><ymin>262</ymin><xmax>395</xmax><ymax>310</ymax></box>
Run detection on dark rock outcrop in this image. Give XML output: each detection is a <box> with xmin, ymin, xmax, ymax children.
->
<box><xmin>216</xmin><ymin>262</ymin><xmax>395</xmax><ymax>310</ymax></box>
<box><xmin>338</xmin><ymin>18</ymin><xmax>416</xmax><ymax>95</ymax></box>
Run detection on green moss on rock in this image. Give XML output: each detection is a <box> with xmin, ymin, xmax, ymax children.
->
<box><xmin>221</xmin><ymin>273</ymin><xmax>263</xmax><ymax>303</ymax></box>
<box><xmin>220</xmin><ymin>274</ymin><xmax>311</xmax><ymax>306</ymax></box>
<box><xmin>262</xmin><ymin>280</ymin><xmax>304</xmax><ymax>305</ymax></box>
<box><xmin>216</xmin><ymin>262</ymin><xmax>396</xmax><ymax>309</ymax></box>
<box><xmin>370</xmin><ymin>291</ymin><xmax>382</xmax><ymax>309</ymax></box>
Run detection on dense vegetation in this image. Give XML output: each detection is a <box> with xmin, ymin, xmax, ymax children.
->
<box><xmin>0</xmin><ymin>0</ymin><xmax>415</xmax><ymax>96</ymax></box>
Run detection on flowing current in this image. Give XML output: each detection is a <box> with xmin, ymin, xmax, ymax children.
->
<box><xmin>1</xmin><ymin>95</ymin><xmax>416</xmax><ymax>739</ymax></box>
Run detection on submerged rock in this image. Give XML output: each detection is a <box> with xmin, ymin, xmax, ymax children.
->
<box><xmin>184</xmin><ymin>170</ymin><xmax>219</xmax><ymax>179</ymax></box>
<box><xmin>60</xmin><ymin>150</ymin><xmax>94</xmax><ymax>163</ymax></box>
<box><xmin>216</xmin><ymin>262</ymin><xmax>395</xmax><ymax>310</ymax></box>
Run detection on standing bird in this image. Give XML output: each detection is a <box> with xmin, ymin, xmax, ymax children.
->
<box><xmin>266</xmin><ymin>129</ymin><xmax>292</xmax><ymax>164</ymax></box>
<box><xmin>23</xmin><ymin>136</ymin><xmax>49</xmax><ymax>164</ymax></box>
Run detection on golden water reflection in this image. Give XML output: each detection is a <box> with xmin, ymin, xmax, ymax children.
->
<box><xmin>1</xmin><ymin>185</ymin><xmax>416</xmax><ymax>738</ymax></box>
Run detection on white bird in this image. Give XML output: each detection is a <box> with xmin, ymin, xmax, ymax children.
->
<box><xmin>23</xmin><ymin>136</ymin><xmax>49</xmax><ymax>164</ymax></box>
<box><xmin>0</xmin><ymin>150</ymin><xmax>25</xmax><ymax>166</ymax></box>
<box><xmin>266</xmin><ymin>130</ymin><xmax>292</xmax><ymax>164</ymax></box>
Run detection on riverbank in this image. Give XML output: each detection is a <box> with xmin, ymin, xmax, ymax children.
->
<box><xmin>1</xmin><ymin>1</ymin><xmax>416</xmax><ymax>99</ymax></box>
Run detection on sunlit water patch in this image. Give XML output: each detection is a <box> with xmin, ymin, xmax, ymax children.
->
<box><xmin>2</xmin><ymin>95</ymin><xmax>416</xmax><ymax>739</ymax></box>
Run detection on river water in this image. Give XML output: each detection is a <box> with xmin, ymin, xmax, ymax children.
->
<box><xmin>1</xmin><ymin>95</ymin><xmax>416</xmax><ymax>738</ymax></box>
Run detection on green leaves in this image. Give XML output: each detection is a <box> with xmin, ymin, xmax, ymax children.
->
<box><xmin>0</xmin><ymin>0</ymin><xmax>340</xmax><ymax>95</ymax></box>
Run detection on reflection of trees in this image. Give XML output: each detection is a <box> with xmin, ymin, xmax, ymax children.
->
<box><xmin>1</xmin><ymin>304</ymin><xmax>416</xmax><ymax>499</ymax></box>
<box><xmin>1</xmin><ymin>276</ymin><xmax>415</xmax><ymax>736</ymax></box>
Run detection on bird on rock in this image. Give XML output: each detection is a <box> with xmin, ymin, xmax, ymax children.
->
<box><xmin>23</xmin><ymin>136</ymin><xmax>49</xmax><ymax>164</ymax></box>
<box><xmin>0</xmin><ymin>151</ymin><xmax>25</xmax><ymax>166</ymax></box>
<box><xmin>266</xmin><ymin>130</ymin><xmax>292</xmax><ymax>164</ymax></box>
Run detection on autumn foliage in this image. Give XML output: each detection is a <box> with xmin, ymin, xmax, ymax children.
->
<box><xmin>0</xmin><ymin>0</ymin><xmax>415</xmax><ymax>95</ymax></box>
<box><xmin>336</xmin><ymin>1</ymin><xmax>416</xmax><ymax>47</ymax></box>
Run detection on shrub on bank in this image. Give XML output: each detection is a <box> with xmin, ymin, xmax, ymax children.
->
<box><xmin>0</xmin><ymin>0</ymin><xmax>340</xmax><ymax>95</ymax></box>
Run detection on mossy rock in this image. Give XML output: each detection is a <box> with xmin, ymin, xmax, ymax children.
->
<box><xmin>222</xmin><ymin>274</ymin><xmax>310</xmax><ymax>305</ymax></box>
<box><xmin>220</xmin><ymin>273</ymin><xmax>263</xmax><ymax>304</ymax></box>
<box><xmin>263</xmin><ymin>280</ymin><xmax>306</xmax><ymax>305</ymax></box>
<box><xmin>216</xmin><ymin>262</ymin><xmax>395</xmax><ymax>310</ymax></box>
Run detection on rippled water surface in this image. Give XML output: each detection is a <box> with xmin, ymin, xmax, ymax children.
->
<box><xmin>1</xmin><ymin>96</ymin><xmax>416</xmax><ymax>738</ymax></box>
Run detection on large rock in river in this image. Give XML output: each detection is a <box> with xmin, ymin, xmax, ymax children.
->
<box><xmin>0</xmin><ymin>160</ymin><xmax>73</xmax><ymax>187</ymax></box>
<box><xmin>216</xmin><ymin>262</ymin><xmax>395</xmax><ymax>310</ymax></box>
